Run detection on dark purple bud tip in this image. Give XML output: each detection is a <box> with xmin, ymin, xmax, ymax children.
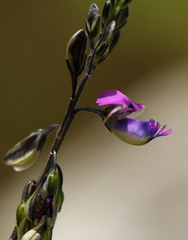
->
<box><xmin>36</xmin><ymin>197</ymin><xmax>53</xmax><ymax>222</ymax></box>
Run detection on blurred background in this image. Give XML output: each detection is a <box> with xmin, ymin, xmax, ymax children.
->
<box><xmin>1</xmin><ymin>0</ymin><xmax>188</xmax><ymax>239</ymax></box>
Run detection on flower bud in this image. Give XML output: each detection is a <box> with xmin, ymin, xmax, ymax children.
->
<box><xmin>107</xmin><ymin>29</ymin><xmax>121</xmax><ymax>56</ymax></box>
<box><xmin>4</xmin><ymin>124</ymin><xmax>59</xmax><ymax>172</ymax></box>
<box><xmin>95</xmin><ymin>42</ymin><xmax>108</xmax><ymax>57</ymax></box>
<box><xmin>24</xmin><ymin>151</ymin><xmax>63</xmax><ymax>223</ymax></box>
<box><xmin>115</xmin><ymin>6</ymin><xmax>129</xmax><ymax>31</ymax></box>
<box><xmin>49</xmin><ymin>164</ymin><xmax>64</xmax><ymax>228</ymax></box>
<box><xmin>22</xmin><ymin>180</ymin><xmax>37</xmax><ymax>202</ymax></box>
<box><xmin>85</xmin><ymin>3</ymin><xmax>100</xmax><ymax>40</ymax></box>
<box><xmin>102</xmin><ymin>0</ymin><xmax>112</xmax><ymax>28</ymax></box>
<box><xmin>98</xmin><ymin>20</ymin><xmax>116</xmax><ymax>46</ymax></box>
<box><xmin>16</xmin><ymin>203</ymin><xmax>26</xmax><ymax>228</ymax></box>
<box><xmin>92</xmin><ymin>25</ymin><xmax>120</xmax><ymax>69</ymax></box>
<box><xmin>14</xmin><ymin>181</ymin><xmax>36</xmax><ymax>238</ymax></box>
<box><xmin>118</xmin><ymin>0</ymin><xmax>132</xmax><ymax>8</ymax></box>
<box><xmin>91</xmin><ymin>20</ymin><xmax>116</xmax><ymax>69</ymax></box>
<box><xmin>57</xmin><ymin>191</ymin><xmax>64</xmax><ymax>213</ymax></box>
<box><xmin>45</xmin><ymin>169</ymin><xmax>58</xmax><ymax>196</ymax></box>
<box><xmin>21</xmin><ymin>217</ymin><xmax>47</xmax><ymax>240</ymax></box>
<box><xmin>66</xmin><ymin>29</ymin><xmax>88</xmax><ymax>77</ymax></box>
<box><xmin>18</xmin><ymin>217</ymin><xmax>33</xmax><ymax>240</ymax></box>
<box><xmin>43</xmin><ymin>227</ymin><xmax>52</xmax><ymax>240</ymax></box>
<box><xmin>24</xmin><ymin>176</ymin><xmax>55</xmax><ymax>222</ymax></box>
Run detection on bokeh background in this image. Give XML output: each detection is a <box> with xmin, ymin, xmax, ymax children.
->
<box><xmin>1</xmin><ymin>0</ymin><xmax>188</xmax><ymax>239</ymax></box>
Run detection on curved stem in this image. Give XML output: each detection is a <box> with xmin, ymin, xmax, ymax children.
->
<box><xmin>74</xmin><ymin>107</ymin><xmax>104</xmax><ymax>119</ymax></box>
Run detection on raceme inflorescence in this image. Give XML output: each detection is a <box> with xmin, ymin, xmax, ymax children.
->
<box><xmin>4</xmin><ymin>1</ymin><xmax>171</xmax><ymax>239</ymax></box>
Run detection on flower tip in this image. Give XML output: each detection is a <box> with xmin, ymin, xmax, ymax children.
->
<box><xmin>151</xmin><ymin>121</ymin><xmax>172</xmax><ymax>139</ymax></box>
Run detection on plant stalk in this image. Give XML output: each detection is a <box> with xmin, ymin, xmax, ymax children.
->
<box><xmin>36</xmin><ymin>50</ymin><xmax>94</xmax><ymax>185</ymax></box>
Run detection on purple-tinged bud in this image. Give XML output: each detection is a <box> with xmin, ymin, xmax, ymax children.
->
<box><xmin>36</xmin><ymin>197</ymin><xmax>53</xmax><ymax>221</ymax></box>
<box><xmin>24</xmin><ymin>151</ymin><xmax>63</xmax><ymax>224</ymax></box>
<box><xmin>16</xmin><ymin>180</ymin><xmax>36</xmax><ymax>227</ymax></box>
<box><xmin>66</xmin><ymin>29</ymin><xmax>88</xmax><ymax>77</ymax></box>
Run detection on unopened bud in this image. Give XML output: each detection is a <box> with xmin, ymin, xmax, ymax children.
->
<box><xmin>115</xmin><ymin>6</ymin><xmax>129</xmax><ymax>31</ymax></box>
<box><xmin>46</xmin><ymin>169</ymin><xmax>58</xmax><ymax>196</ymax></box>
<box><xmin>66</xmin><ymin>29</ymin><xmax>88</xmax><ymax>77</ymax></box>
<box><xmin>21</xmin><ymin>217</ymin><xmax>47</xmax><ymax>240</ymax></box>
<box><xmin>95</xmin><ymin>42</ymin><xmax>108</xmax><ymax>57</ymax></box>
<box><xmin>98</xmin><ymin>20</ymin><xmax>116</xmax><ymax>45</ymax></box>
<box><xmin>91</xmin><ymin>21</ymin><xmax>116</xmax><ymax>69</ymax></box>
<box><xmin>102</xmin><ymin>0</ymin><xmax>112</xmax><ymax>28</ymax></box>
<box><xmin>4</xmin><ymin>124</ymin><xmax>59</xmax><ymax>172</ymax></box>
<box><xmin>57</xmin><ymin>191</ymin><xmax>64</xmax><ymax>213</ymax></box>
<box><xmin>118</xmin><ymin>0</ymin><xmax>132</xmax><ymax>8</ymax></box>
<box><xmin>43</xmin><ymin>227</ymin><xmax>52</xmax><ymax>240</ymax></box>
<box><xmin>108</xmin><ymin>29</ymin><xmax>121</xmax><ymax>54</ymax></box>
<box><xmin>85</xmin><ymin>3</ymin><xmax>100</xmax><ymax>40</ymax></box>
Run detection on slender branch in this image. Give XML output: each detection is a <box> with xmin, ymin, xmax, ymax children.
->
<box><xmin>36</xmin><ymin>50</ymin><xmax>95</xmax><ymax>185</ymax></box>
<box><xmin>74</xmin><ymin>107</ymin><xmax>104</xmax><ymax>118</ymax></box>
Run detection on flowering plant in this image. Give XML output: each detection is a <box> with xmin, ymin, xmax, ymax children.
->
<box><xmin>4</xmin><ymin>1</ymin><xmax>171</xmax><ymax>239</ymax></box>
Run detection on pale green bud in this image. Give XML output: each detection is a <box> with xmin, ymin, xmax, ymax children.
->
<box><xmin>46</xmin><ymin>169</ymin><xmax>58</xmax><ymax>196</ymax></box>
<box><xmin>118</xmin><ymin>0</ymin><xmax>132</xmax><ymax>9</ymax></box>
<box><xmin>57</xmin><ymin>191</ymin><xmax>64</xmax><ymax>213</ymax></box>
<box><xmin>42</xmin><ymin>227</ymin><xmax>52</xmax><ymax>240</ymax></box>
<box><xmin>4</xmin><ymin>124</ymin><xmax>59</xmax><ymax>171</ymax></box>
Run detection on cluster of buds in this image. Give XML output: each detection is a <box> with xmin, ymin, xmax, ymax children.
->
<box><xmin>10</xmin><ymin>151</ymin><xmax>64</xmax><ymax>240</ymax></box>
<box><xmin>66</xmin><ymin>0</ymin><xmax>132</xmax><ymax>98</ymax></box>
<box><xmin>91</xmin><ymin>0</ymin><xmax>131</xmax><ymax>70</ymax></box>
<box><xmin>4</xmin><ymin>125</ymin><xmax>64</xmax><ymax>239</ymax></box>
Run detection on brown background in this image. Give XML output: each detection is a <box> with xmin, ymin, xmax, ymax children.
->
<box><xmin>1</xmin><ymin>0</ymin><xmax>188</xmax><ymax>239</ymax></box>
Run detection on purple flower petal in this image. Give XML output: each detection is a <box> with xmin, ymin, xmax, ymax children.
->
<box><xmin>106</xmin><ymin>117</ymin><xmax>172</xmax><ymax>146</ymax></box>
<box><xmin>148</xmin><ymin>119</ymin><xmax>172</xmax><ymax>138</ymax></box>
<box><xmin>36</xmin><ymin>197</ymin><xmax>53</xmax><ymax>221</ymax></box>
<box><xmin>109</xmin><ymin>117</ymin><xmax>151</xmax><ymax>145</ymax></box>
<box><xmin>96</xmin><ymin>90</ymin><xmax>130</xmax><ymax>106</ymax></box>
<box><xmin>97</xmin><ymin>90</ymin><xmax>145</xmax><ymax>118</ymax></box>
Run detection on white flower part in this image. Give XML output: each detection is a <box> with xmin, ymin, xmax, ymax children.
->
<box><xmin>21</xmin><ymin>229</ymin><xmax>41</xmax><ymax>240</ymax></box>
